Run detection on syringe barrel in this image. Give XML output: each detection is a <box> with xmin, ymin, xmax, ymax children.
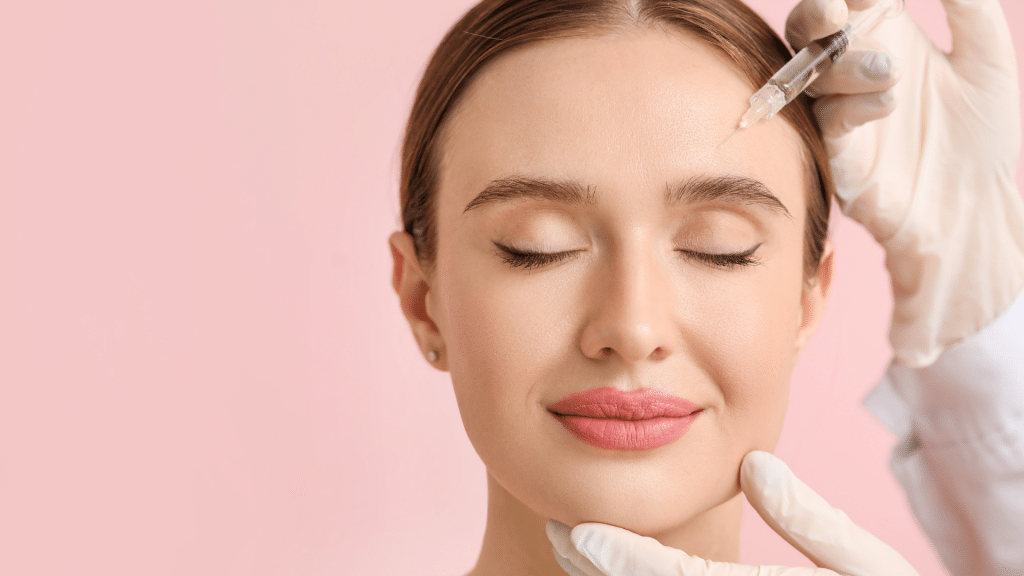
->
<box><xmin>766</xmin><ymin>0</ymin><xmax>902</xmax><ymax>105</ymax></box>
<box><xmin>768</xmin><ymin>28</ymin><xmax>849</xmax><ymax>104</ymax></box>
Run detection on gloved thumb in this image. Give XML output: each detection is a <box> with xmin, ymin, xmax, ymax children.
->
<box><xmin>940</xmin><ymin>0</ymin><xmax>1016</xmax><ymax>80</ymax></box>
<box><xmin>740</xmin><ymin>451</ymin><xmax>919</xmax><ymax>576</ymax></box>
<box><xmin>565</xmin><ymin>520</ymin><xmax>839</xmax><ymax>575</ymax></box>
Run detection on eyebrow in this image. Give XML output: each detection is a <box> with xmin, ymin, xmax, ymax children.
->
<box><xmin>461</xmin><ymin>175</ymin><xmax>791</xmax><ymax>218</ymax></box>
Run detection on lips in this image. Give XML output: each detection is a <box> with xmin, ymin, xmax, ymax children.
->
<box><xmin>547</xmin><ymin>387</ymin><xmax>702</xmax><ymax>451</ymax></box>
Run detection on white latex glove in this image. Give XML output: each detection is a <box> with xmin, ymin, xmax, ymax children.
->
<box><xmin>787</xmin><ymin>0</ymin><xmax>1024</xmax><ymax>367</ymax></box>
<box><xmin>546</xmin><ymin>451</ymin><xmax>919</xmax><ymax>576</ymax></box>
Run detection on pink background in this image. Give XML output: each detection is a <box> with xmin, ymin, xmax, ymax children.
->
<box><xmin>1</xmin><ymin>1</ymin><xmax>1021</xmax><ymax>574</ymax></box>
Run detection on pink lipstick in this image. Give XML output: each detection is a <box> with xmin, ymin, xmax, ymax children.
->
<box><xmin>546</xmin><ymin>387</ymin><xmax>701</xmax><ymax>451</ymax></box>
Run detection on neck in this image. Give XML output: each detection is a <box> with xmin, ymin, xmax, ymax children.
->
<box><xmin>466</xmin><ymin>471</ymin><xmax>744</xmax><ymax>576</ymax></box>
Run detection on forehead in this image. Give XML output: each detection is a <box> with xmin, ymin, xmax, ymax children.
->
<box><xmin>437</xmin><ymin>27</ymin><xmax>807</xmax><ymax>224</ymax></box>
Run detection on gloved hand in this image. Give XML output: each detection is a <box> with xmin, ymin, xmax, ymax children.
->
<box><xmin>787</xmin><ymin>0</ymin><xmax>1024</xmax><ymax>367</ymax></box>
<box><xmin>546</xmin><ymin>451</ymin><xmax>919</xmax><ymax>576</ymax></box>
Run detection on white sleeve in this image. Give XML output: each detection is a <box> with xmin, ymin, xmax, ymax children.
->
<box><xmin>863</xmin><ymin>288</ymin><xmax>1024</xmax><ymax>576</ymax></box>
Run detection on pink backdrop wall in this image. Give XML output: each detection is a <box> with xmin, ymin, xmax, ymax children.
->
<box><xmin>1</xmin><ymin>1</ymin><xmax>1021</xmax><ymax>574</ymax></box>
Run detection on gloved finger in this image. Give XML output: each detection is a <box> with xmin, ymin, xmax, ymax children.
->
<box><xmin>784</xmin><ymin>0</ymin><xmax>885</xmax><ymax>50</ymax></box>
<box><xmin>805</xmin><ymin>50</ymin><xmax>900</xmax><ymax>97</ymax></box>
<box><xmin>547</xmin><ymin>520</ymin><xmax>604</xmax><ymax>576</ymax></box>
<box><xmin>569</xmin><ymin>521</ymin><xmax>840</xmax><ymax>575</ymax></box>
<box><xmin>554</xmin><ymin>548</ymin><xmax>589</xmax><ymax>576</ymax></box>
<box><xmin>813</xmin><ymin>88</ymin><xmax>898</xmax><ymax>140</ymax></box>
<box><xmin>785</xmin><ymin>0</ymin><xmax>848</xmax><ymax>51</ymax></box>
<box><xmin>940</xmin><ymin>0</ymin><xmax>1017</xmax><ymax>80</ymax></box>
<box><xmin>741</xmin><ymin>451</ymin><xmax>920</xmax><ymax>576</ymax></box>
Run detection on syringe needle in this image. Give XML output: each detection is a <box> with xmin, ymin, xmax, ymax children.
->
<box><xmin>720</xmin><ymin>126</ymin><xmax>742</xmax><ymax>148</ymax></box>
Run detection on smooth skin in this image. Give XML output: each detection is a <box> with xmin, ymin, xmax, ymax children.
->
<box><xmin>540</xmin><ymin>0</ymin><xmax>1024</xmax><ymax>571</ymax></box>
<box><xmin>391</xmin><ymin>27</ymin><xmax>834</xmax><ymax>576</ymax></box>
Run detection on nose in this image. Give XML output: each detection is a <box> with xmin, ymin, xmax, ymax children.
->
<box><xmin>579</xmin><ymin>242</ymin><xmax>678</xmax><ymax>364</ymax></box>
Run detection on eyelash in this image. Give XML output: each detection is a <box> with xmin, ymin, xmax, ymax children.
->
<box><xmin>494</xmin><ymin>243</ymin><xmax>762</xmax><ymax>270</ymax></box>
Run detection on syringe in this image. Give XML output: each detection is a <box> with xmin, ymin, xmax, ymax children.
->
<box><xmin>723</xmin><ymin>0</ymin><xmax>904</xmax><ymax>145</ymax></box>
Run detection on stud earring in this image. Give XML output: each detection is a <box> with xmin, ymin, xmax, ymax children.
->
<box><xmin>427</xmin><ymin>351</ymin><xmax>439</xmax><ymax>362</ymax></box>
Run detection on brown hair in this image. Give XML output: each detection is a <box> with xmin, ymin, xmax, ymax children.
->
<box><xmin>400</xmin><ymin>0</ymin><xmax>833</xmax><ymax>281</ymax></box>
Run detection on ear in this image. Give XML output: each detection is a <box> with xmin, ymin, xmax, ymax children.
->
<box><xmin>388</xmin><ymin>230</ymin><xmax>448</xmax><ymax>371</ymax></box>
<box><xmin>793</xmin><ymin>239</ymin><xmax>834</xmax><ymax>358</ymax></box>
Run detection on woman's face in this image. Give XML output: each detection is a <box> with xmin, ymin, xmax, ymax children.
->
<box><xmin>404</xmin><ymin>28</ymin><xmax>831</xmax><ymax>534</ymax></box>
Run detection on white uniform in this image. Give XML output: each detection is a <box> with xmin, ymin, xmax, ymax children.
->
<box><xmin>865</xmin><ymin>289</ymin><xmax>1024</xmax><ymax>576</ymax></box>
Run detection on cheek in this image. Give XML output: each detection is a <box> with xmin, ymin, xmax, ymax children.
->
<box><xmin>436</xmin><ymin>255</ymin><xmax>566</xmax><ymax>454</ymax></box>
<box><xmin>685</xmin><ymin>258</ymin><xmax>804</xmax><ymax>449</ymax></box>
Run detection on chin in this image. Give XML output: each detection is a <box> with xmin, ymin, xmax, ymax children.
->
<box><xmin>527</xmin><ymin>456</ymin><xmax>743</xmax><ymax>537</ymax></box>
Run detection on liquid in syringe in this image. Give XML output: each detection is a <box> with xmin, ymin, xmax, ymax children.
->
<box><xmin>722</xmin><ymin>0</ymin><xmax>903</xmax><ymax>146</ymax></box>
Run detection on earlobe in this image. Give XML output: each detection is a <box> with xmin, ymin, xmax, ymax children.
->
<box><xmin>388</xmin><ymin>230</ymin><xmax>447</xmax><ymax>370</ymax></box>
<box><xmin>794</xmin><ymin>240</ymin><xmax>835</xmax><ymax>356</ymax></box>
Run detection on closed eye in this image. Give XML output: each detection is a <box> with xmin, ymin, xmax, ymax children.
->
<box><xmin>493</xmin><ymin>242</ymin><xmax>762</xmax><ymax>270</ymax></box>
<box><xmin>493</xmin><ymin>243</ymin><xmax>577</xmax><ymax>270</ymax></box>
<box><xmin>677</xmin><ymin>243</ymin><xmax>762</xmax><ymax>269</ymax></box>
